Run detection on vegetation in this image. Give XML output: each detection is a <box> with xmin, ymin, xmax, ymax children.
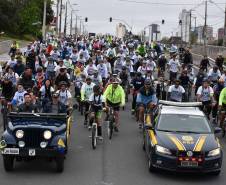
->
<box><xmin>0</xmin><ymin>0</ymin><xmax>54</xmax><ymax>38</ymax></box>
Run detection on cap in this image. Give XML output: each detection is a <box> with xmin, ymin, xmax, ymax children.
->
<box><xmin>59</xmin><ymin>81</ymin><xmax>67</xmax><ymax>86</ymax></box>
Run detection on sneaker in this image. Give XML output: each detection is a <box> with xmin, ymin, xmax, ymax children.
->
<box><xmin>131</xmin><ymin>109</ymin><xmax>135</xmax><ymax>115</ymax></box>
<box><xmin>98</xmin><ymin>136</ymin><xmax>103</xmax><ymax>140</ymax></box>
<box><xmin>88</xmin><ymin>126</ymin><xmax>92</xmax><ymax>130</ymax></box>
<box><xmin>114</xmin><ymin>127</ymin><xmax>119</xmax><ymax>132</ymax></box>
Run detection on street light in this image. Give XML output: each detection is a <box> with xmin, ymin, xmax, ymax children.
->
<box><xmin>42</xmin><ymin>0</ymin><xmax>47</xmax><ymax>40</ymax></box>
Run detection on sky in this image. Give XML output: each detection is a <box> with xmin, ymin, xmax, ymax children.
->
<box><xmin>57</xmin><ymin>0</ymin><xmax>226</xmax><ymax>37</ymax></box>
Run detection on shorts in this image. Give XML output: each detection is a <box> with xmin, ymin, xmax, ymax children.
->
<box><xmin>90</xmin><ymin>106</ymin><xmax>102</xmax><ymax>119</ymax></box>
<box><xmin>106</xmin><ymin>100</ymin><xmax>120</xmax><ymax>111</ymax></box>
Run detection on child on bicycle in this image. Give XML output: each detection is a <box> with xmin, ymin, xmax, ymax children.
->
<box><xmin>89</xmin><ymin>85</ymin><xmax>105</xmax><ymax>139</ymax></box>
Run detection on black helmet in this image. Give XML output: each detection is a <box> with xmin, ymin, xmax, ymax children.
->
<box><xmin>137</xmin><ymin>72</ymin><xmax>142</xmax><ymax>77</ymax></box>
<box><xmin>59</xmin><ymin>81</ymin><xmax>67</xmax><ymax>86</ymax></box>
<box><xmin>122</xmin><ymin>66</ymin><xmax>127</xmax><ymax>70</ymax></box>
<box><xmin>144</xmin><ymin>79</ymin><xmax>151</xmax><ymax>85</ymax></box>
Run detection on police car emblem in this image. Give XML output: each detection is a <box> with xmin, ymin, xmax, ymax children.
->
<box><xmin>187</xmin><ymin>151</ymin><xmax>193</xmax><ymax>157</ymax></box>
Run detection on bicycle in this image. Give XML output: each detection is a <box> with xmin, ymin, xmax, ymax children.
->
<box><xmin>106</xmin><ymin>105</ymin><xmax>117</xmax><ymax>140</ymax></box>
<box><xmin>217</xmin><ymin>109</ymin><xmax>226</xmax><ymax>137</ymax></box>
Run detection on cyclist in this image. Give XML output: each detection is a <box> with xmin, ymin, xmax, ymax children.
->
<box><xmin>196</xmin><ymin>78</ymin><xmax>214</xmax><ymax>120</ymax></box>
<box><xmin>136</xmin><ymin>79</ymin><xmax>158</xmax><ymax>128</ymax></box>
<box><xmin>56</xmin><ymin>81</ymin><xmax>72</xmax><ymax>105</ymax></box>
<box><xmin>208</xmin><ymin>65</ymin><xmax>221</xmax><ymax>87</ymax></box>
<box><xmin>157</xmin><ymin>54</ymin><xmax>167</xmax><ymax>77</ymax></box>
<box><xmin>212</xmin><ymin>78</ymin><xmax>225</xmax><ymax>124</ymax></box>
<box><xmin>215</xmin><ymin>54</ymin><xmax>224</xmax><ymax>72</ymax></box>
<box><xmin>103</xmin><ymin>78</ymin><xmax>125</xmax><ymax>132</ymax></box>
<box><xmin>81</xmin><ymin>76</ymin><xmax>95</xmax><ymax>126</ymax></box>
<box><xmin>200</xmin><ymin>55</ymin><xmax>210</xmax><ymax>72</ymax></box>
<box><xmin>168</xmin><ymin>79</ymin><xmax>185</xmax><ymax>102</ymax></box>
<box><xmin>167</xmin><ymin>54</ymin><xmax>180</xmax><ymax>82</ymax></box>
<box><xmin>11</xmin><ymin>84</ymin><xmax>27</xmax><ymax>107</ymax></box>
<box><xmin>179</xmin><ymin>70</ymin><xmax>192</xmax><ymax>101</ymax></box>
<box><xmin>89</xmin><ymin>85</ymin><xmax>105</xmax><ymax>138</ymax></box>
<box><xmin>193</xmin><ymin>68</ymin><xmax>206</xmax><ymax>94</ymax></box>
<box><xmin>218</xmin><ymin>84</ymin><xmax>226</xmax><ymax>129</ymax></box>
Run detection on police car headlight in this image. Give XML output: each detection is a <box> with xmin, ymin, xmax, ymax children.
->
<box><xmin>43</xmin><ymin>130</ymin><xmax>52</xmax><ymax>140</ymax></box>
<box><xmin>16</xmin><ymin>130</ymin><xmax>24</xmax><ymax>139</ymax></box>
<box><xmin>208</xmin><ymin>148</ymin><xmax>221</xmax><ymax>157</ymax></box>
<box><xmin>155</xmin><ymin>145</ymin><xmax>172</xmax><ymax>155</ymax></box>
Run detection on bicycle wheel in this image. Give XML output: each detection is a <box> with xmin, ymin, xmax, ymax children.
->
<box><xmin>108</xmin><ymin>118</ymin><xmax>114</xmax><ymax>140</ymax></box>
<box><xmin>92</xmin><ymin>124</ymin><xmax>97</xmax><ymax>149</ymax></box>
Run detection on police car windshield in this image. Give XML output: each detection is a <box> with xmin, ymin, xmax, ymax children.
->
<box><xmin>157</xmin><ymin>114</ymin><xmax>211</xmax><ymax>133</ymax></box>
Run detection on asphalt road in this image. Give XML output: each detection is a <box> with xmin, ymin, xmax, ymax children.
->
<box><xmin>0</xmin><ymin>101</ymin><xmax>225</xmax><ymax>185</ymax></box>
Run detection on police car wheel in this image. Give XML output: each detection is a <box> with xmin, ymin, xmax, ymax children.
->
<box><xmin>148</xmin><ymin>156</ymin><xmax>155</xmax><ymax>172</ymax></box>
<box><xmin>55</xmin><ymin>156</ymin><xmax>64</xmax><ymax>173</ymax></box>
<box><xmin>3</xmin><ymin>156</ymin><xmax>14</xmax><ymax>171</ymax></box>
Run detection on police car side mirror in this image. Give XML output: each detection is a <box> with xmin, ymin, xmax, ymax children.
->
<box><xmin>214</xmin><ymin>127</ymin><xmax>222</xmax><ymax>134</ymax></box>
<box><xmin>144</xmin><ymin>124</ymin><xmax>153</xmax><ymax>130</ymax></box>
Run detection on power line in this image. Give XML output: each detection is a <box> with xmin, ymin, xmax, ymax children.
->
<box><xmin>119</xmin><ymin>0</ymin><xmax>203</xmax><ymax>6</ymax></box>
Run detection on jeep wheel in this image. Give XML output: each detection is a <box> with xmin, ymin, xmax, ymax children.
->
<box><xmin>3</xmin><ymin>156</ymin><xmax>14</xmax><ymax>171</ymax></box>
<box><xmin>55</xmin><ymin>156</ymin><xmax>64</xmax><ymax>173</ymax></box>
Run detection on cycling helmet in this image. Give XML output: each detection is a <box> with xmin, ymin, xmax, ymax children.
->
<box><xmin>137</xmin><ymin>72</ymin><xmax>142</xmax><ymax>77</ymax></box>
<box><xmin>144</xmin><ymin>79</ymin><xmax>151</xmax><ymax>85</ymax></box>
<box><xmin>59</xmin><ymin>81</ymin><xmax>67</xmax><ymax>86</ymax></box>
<box><xmin>122</xmin><ymin>66</ymin><xmax>127</xmax><ymax>71</ymax></box>
<box><xmin>202</xmin><ymin>78</ymin><xmax>209</xmax><ymax>83</ymax></box>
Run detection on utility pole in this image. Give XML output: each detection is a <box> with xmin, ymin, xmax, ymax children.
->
<box><xmin>75</xmin><ymin>15</ymin><xmax>78</xmax><ymax>36</ymax></box>
<box><xmin>59</xmin><ymin>0</ymin><xmax>63</xmax><ymax>35</ymax></box>
<box><xmin>42</xmin><ymin>0</ymin><xmax>47</xmax><ymax>40</ymax></box>
<box><xmin>64</xmin><ymin>1</ymin><xmax>67</xmax><ymax>36</ymax></box>
<box><xmin>189</xmin><ymin>10</ymin><xmax>192</xmax><ymax>46</ymax></box>
<box><xmin>80</xmin><ymin>19</ymin><xmax>82</xmax><ymax>35</ymax></box>
<box><xmin>204</xmin><ymin>0</ymin><xmax>208</xmax><ymax>56</ymax></box>
<box><xmin>70</xmin><ymin>10</ymin><xmax>73</xmax><ymax>35</ymax></box>
<box><xmin>56</xmin><ymin>0</ymin><xmax>59</xmax><ymax>35</ymax></box>
<box><xmin>224</xmin><ymin>5</ymin><xmax>226</xmax><ymax>46</ymax></box>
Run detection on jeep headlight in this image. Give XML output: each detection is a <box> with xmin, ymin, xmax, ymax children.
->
<box><xmin>208</xmin><ymin>148</ymin><xmax>221</xmax><ymax>157</ymax></box>
<box><xmin>155</xmin><ymin>145</ymin><xmax>172</xmax><ymax>155</ymax></box>
<box><xmin>16</xmin><ymin>130</ymin><xmax>24</xmax><ymax>139</ymax></box>
<box><xmin>43</xmin><ymin>130</ymin><xmax>52</xmax><ymax>140</ymax></box>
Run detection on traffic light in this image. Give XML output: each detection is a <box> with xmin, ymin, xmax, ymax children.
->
<box><xmin>85</xmin><ymin>17</ymin><xmax>88</xmax><ymax>22</ymax></box>
<box><xmin>109</xmin><ymin>17</ymin><xmax>112</xmax><ymax>22</ymax></box>
<box><xmin>162</xmin><ymin>19</ymin><xmax>165</xmax><ymax>24</ymax></box>
<box><xmin>179</xmin><ymin>20</ymin><xmax>182</xmax><ymax>25</ymax></box>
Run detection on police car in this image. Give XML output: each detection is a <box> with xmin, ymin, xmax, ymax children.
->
<box><xmin>143</xmin><ymin>100</ymin><xmax>223</xmax><ymax>175</ymax></box>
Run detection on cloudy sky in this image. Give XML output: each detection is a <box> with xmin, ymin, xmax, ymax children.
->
<box><xmin>58</xmin><ymin>0</ymin><xmax>226</xmax><ymax>37</ymax></box>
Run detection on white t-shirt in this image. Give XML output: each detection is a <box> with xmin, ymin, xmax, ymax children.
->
<box><xmin>12</xmin><ymin>91</ymin><xmax>27</xmax><ymax>105</ymax></box>
<box><xmin>168</xmin><ymin>59</ymin><xmax>180</xmax><ymax>73</ymax></box>
<box><xmin>81</xmin><ymin>82</ymin><xmax>95</xmax><ymax>101</ymax></box>
<box><xmin>168</xmin><ymin>85</ymin><xmax>185</xmax><ymax>102</ymax></box>
<box><xmin>196</xmin><ymin>86</ymin><xmax>214</xmax><ymax>102</ymax></box>
<box><xmin>89</xmin><ymin>94</ymin><xmax>105</xmax><ymax>105</ymax></box>
<box><xmin>56</xmin><ymin>90</ymin><xmax>72</xmax><ymax>105</ymax></box>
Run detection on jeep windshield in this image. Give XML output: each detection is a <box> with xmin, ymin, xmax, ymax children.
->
<box><xmin>156</xmin><ymin>114</ymin><xmax>212</xmax><ymax>134</ymax></box>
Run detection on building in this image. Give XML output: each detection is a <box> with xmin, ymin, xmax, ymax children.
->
<box><xmin>148</xmin><ymin>24</ymin><xmax>161</xmax><ymax>42</ymax></box>
<box><xmin>179</xmin><ymin>9</ymin><xmax>191</xmax><ymax>43</ymax></box>
<box><xmin>197</xmin><ymin>26</ymin><xmax>213</xmax><ymax>44</ymax></box>
<box><xmin>116</xmin><ymin>23</ymin><xmax>127</xmax><ymax>39</ymax></box>
<box><xmin>218</xmin><ymin>28</ymin><xmax>224</xmax><ymax>40</ymax></box>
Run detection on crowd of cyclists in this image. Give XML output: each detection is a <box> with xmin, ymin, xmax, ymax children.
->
<box><xmin>1</xmin><ymin>33</ymin><xmax>226</xmax><ymax>139</ymax></box>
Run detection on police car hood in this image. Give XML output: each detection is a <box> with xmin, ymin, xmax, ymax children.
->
<box><xmin>155</xmin><ymin>130</ymin><xmax>220</xmax><ymax>152</ymax></box>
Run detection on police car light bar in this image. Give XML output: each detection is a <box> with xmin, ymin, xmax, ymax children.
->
<box><xmin>159</xmin><ymin>100</ymin><xmax>202</xmax><ymax>107</ymax></box>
